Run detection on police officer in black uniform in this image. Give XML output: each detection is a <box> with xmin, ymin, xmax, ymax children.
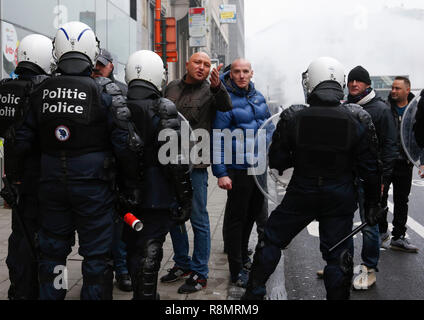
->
<box><xmin>0</xmin><ymin>34</ymin><xmax>53</xmax><ymax>300</ymax></box>
<box><xmin>121</xmin><ymin>50</ymin><xmax>192</xmax><ymax>300</ymax></box>
<box><xmin>243</xmin><ymin>57</ymin><xmax>381</xmax><ymax>300</ymax></box>
<box><xmin>14</xmin><ymin>21</ymin><xmax>134</xmax><ymax>300</ymax></box>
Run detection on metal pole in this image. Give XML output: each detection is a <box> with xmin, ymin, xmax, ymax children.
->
<box><xmin>161</xmin><ymin>14</ymin><xmax>167</xmax><ymax>68</ymax></box>
<box><xmin>154</xmin><ymin>0</ymin><xmax>161</xmax><ymax>54</ymax></box>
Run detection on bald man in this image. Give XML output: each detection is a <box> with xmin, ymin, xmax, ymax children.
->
<box><xmin>162</xmin><ymin>52</ymin><xmax>232</xmax><ymax>294</ymax></box>
<box><xmin>212</xmin><ymin>58</ymin><xmax>272</xmax><ymax>287</ymax></box>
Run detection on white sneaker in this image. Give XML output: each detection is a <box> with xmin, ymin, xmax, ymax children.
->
<box><xmin>353</xmin><ymin>265</ymin><xmax>376</xmax><ymax>290</ymax></box>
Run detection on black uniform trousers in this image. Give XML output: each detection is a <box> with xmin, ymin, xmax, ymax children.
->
<box><xmin>6</xmin><ymin>182</ymin><xmax>40</xmax><ymax>300</ymax></box>
<box><xmin>379</xmin><ymin>159</ymin><xmax>413</xmax><ymax>239</ymax></box>
<box><xmin>37</xmin><ymin>180</ymin><xmax>115</xmax><ymax>300</ymax></box>
<box><xmin>250</xmin><ymin>175</ymin><xmax>356</xmax><ymax>300</ymax></box>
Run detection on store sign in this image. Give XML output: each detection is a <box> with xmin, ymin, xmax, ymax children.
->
<box><xmin>2</xmin><ymin>22</ymin><xmax>18</xmax><ymax>63</ymax></box>
<box><xmin>219</xmin><ymin>4</ymin><xmax>237</xmax><ymax>24</ymax></box>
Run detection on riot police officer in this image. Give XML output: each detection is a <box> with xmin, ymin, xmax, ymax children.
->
<box><xmin>122</xmin><ymin>50</ymin><xmax>192</xmax><ymax>300</ymax></box>
<box><xmin>243</xmin><ymin>57</ymin><xmax>381</xmax><ymax>300</ymax></box>
<box><xmin>14</xmin><ymin>21</ymin><xmax>132</xmax><ymax>300</ymax></box>
<box><xmin>0</xmin><ymin>34</ymin><xmax>53</xmax><ymax>300</ymax></box>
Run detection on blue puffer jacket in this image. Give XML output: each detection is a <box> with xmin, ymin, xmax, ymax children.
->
<box><xmin>212</xmin><ymin>71</ymin><xmax>273</xmax><ymax>178</ymax></box>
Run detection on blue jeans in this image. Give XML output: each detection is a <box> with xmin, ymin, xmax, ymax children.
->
<box><xmin>112</xmin><ymin>219</ymin><xmax>129</xmax><ymax>276</ymax></box>
<box><xmin>169</xmin><ymin>168</ymin><xmax>210</xmax><ymax>279</ymax></box>
<box><xmin>357</xmin><ymin>180</ymin><xmax>380</xmax><ymax>270</ymax></box>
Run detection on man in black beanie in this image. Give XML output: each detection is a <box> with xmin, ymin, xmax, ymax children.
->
<box><xmin>345</xmin><ymin>65</ymin><xmax>397</xmax><ymax>290</ymax></box>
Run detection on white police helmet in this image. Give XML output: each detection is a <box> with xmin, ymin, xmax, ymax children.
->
<box><xmin>302</xmin><ymin>57</ymin><xmax>345</xmax><ymax>97</ymax></box>
<box><xmin>125</xmin><ymin>50</ymin><xmax>166</xmax><ymax>91</ymax></box>
<box><xmin>53</xmin><ymin>21</ymin><xmax>99</xmax><ymax>66</ymax></box>
<box><xmin>17</xmin><ymin>34</ymin><xmax>53</xmax><ymax>74</ymax></box>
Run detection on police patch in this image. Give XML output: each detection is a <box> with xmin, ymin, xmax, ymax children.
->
<box><xmin>55</xmin><ymin>125</ymin><xmax>71</xmax><ymax>142</ymax></box>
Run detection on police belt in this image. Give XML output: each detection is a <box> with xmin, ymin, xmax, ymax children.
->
<box><xmin>291</xmin><ymin>171</ymin><xmax>354</xmax><ymax>186</ymax></box>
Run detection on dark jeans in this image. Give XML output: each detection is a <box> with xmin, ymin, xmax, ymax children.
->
<box><xmin>224</xmin><ymin>169</ymin><xmax>266</xmax><ymax>282</ymax></box>
<box><xmin>249</xmin><ymin>176</ymin><xmax>356</xmax><ymax>299</ymax></box>
<box><xmin>357</xmin><ymin>180</ymin><xmax>380</xmax><ymax>269</ymax></box>
<box><xmin>379</xmin><ymin>160</ymin><xmax>413</xmax><ymax>239</ymax></box>
<box><xmin>6</xmin><ymin>183</ymin><xmax>40</xmax><ymax>300</ymax></box>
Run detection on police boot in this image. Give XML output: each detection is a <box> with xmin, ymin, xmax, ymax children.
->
<box><xmin>242</xmin><ymin>240</ymin><xmax>281</xmax><ymax>300</ymax></box>
<box><xmin>324</xmin><ymin>249</ymin><xmax>353</xmax><ymax>300</ymax></box>
<box><xmin>133</xmin><ymin>239</ymin><xmax>163</xmax><ymax>300</ymax></box>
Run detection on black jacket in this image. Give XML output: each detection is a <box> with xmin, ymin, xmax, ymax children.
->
<box><xmin>386</xmin><ymin>92</ymin><xmax>415</xmax><ymax>163</ymax></box>
<box><xmin>353</xmin><ymin>95</ymin><xmax>398</xmax><ymax>179</ymax></box>
<box><xmin>126</xmin><ymin>81</ymin><xmax>179</xmax><ymax>210</ymax></box>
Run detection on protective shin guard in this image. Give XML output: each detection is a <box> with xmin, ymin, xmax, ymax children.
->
<box><xmin>324</xmin><ymin>249</ymin><xmax>353</xmax><ymax>300</ymax></box>
<box><xmin>133</xmin><ymin>239</ymin><xmax>163</xmax><ymax>300</ymax></box>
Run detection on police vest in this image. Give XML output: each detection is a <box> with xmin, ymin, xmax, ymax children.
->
<box><xmin>33</xmin><ymin>75</ymin><xmax>109</xmax><ymax>156</ymax></box>
<box><xmin>0</xmin><ymin>78</ymin><xmax>30</xmax><ymax>137</ymax></box>
<box><xmin>293</xmin><ymin>105</ymin><xmax>356</xmax><ymax>178</ymax></box>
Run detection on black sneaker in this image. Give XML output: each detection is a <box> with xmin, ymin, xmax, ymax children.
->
<box><xmin>160</xmin><ymin>266</ymin><xmax>192</xmax><ymax>283</ymax></box>
<box><xmin>177</xmin><ymin>272</ymin><xmax>207</xmax><ymax>294</ymax></box>
<box><xmin>116</xmin><ymin>273</ymin><xmax>133</xmax><ymax>292</ymax></box>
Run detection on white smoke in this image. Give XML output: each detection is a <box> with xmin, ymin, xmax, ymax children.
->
<box><xmin>245</xmin><ymin>0</ymin><xmax>424</xmax><ymax>106</ymax></box>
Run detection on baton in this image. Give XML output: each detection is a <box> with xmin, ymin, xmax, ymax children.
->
<box><xmin>329</xmin><ymin>222</ymin><xmax>368</xmax><ymax>253</ymax></box>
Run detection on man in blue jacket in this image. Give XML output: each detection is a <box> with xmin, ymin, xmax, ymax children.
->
<box><xmin>212</xmin><ymin>58</ymin><xmax>272</xmax><ymax>287</ymax></box>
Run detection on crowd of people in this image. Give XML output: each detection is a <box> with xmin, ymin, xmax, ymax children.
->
<box><xmin>0</xmin><ymin>20</ymin><xmax>422</xmax><ymax>300</ymax></box>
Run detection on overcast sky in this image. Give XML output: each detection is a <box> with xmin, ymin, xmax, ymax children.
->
<box><xmin>245</xmin><ymin>0</ymin><xmax>424</xmax><ymax>105</ymax></box>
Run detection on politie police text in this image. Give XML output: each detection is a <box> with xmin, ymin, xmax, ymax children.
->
<box><xmin>42</xmin><ymin>88</ymin><xmax>87</xmax><ymax>114</ymax></box>
<box><xmin>0</xmin><ymin>93</ymin><xmax>19</xmax><ymax>117</ymax></box>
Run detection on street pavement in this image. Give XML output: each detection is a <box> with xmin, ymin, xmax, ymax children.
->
<box><xmin>0</xmin><ymin>169</ymin><xmax>284</xmax><ymax>300</ymax></box>
<box><xmin>284</xmin><ymin>167</ymin><xmax>424</xmax><ymax>300</ymax></box>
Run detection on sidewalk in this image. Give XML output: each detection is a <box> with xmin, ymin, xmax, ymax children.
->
<box><xmin>0</xmin><ymin>171</ymin><xmax>233</xmax><ymax>300</ymax></box>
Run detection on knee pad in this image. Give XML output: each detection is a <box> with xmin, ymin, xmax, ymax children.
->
<box><xmin>133</xmin><ymin>239</ymin><xmax>163</xmax><ymax>300</ymax></box>
<box><xmin>143</xmin><ymin>239</ymin><xmax>163</xmax><ymax>273</ymax></box>
<box><xmin>324</xmin><ymin>249</ymin><xmax>353</xmax><ymax>300</ymax></box>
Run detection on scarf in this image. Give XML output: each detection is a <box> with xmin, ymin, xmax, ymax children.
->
<box><xmin>347</xmin><ymin>87</ymin><xmax>375</xmax><ymax>105</ymax></box>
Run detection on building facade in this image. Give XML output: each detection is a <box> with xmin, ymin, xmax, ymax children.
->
<box><xmin>227</xmin><ymin>0</ymin><xmax>244</xmax><ymax>63</ymax></box>
<box><xmin>0</xmin><ymin>0</ymin><xmax>148</xmax><ymax>81</ymax></box>
<box><xmin>1</xmin><ymin>0</ymin><xmax>244</xmax><ymax>82</ymax></box>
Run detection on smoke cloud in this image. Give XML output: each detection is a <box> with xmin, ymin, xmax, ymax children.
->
<box><xmin>245</xmin><ymin>0</ymin><xmax>424</xmax><ymax>106</ymax></box>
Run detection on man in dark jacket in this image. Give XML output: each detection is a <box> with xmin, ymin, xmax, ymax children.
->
<box><xmin>160</xmin><ymin>52</ymin><xmax>232</xmax><ymax>293</ymax></box>
<box><xmin>212</xmin><ymin>58</ymin><xmax>273</xmax><ymax>287</ymax></box>
<box><xmin>344</xmin><ymin>66</ymin><xmax>397</xmax><ymax>290</ymax></box>
<box><xmin>379</xmin><ymin>76</ymin><xmax>418</xmax><ymax>253</ymax></box>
